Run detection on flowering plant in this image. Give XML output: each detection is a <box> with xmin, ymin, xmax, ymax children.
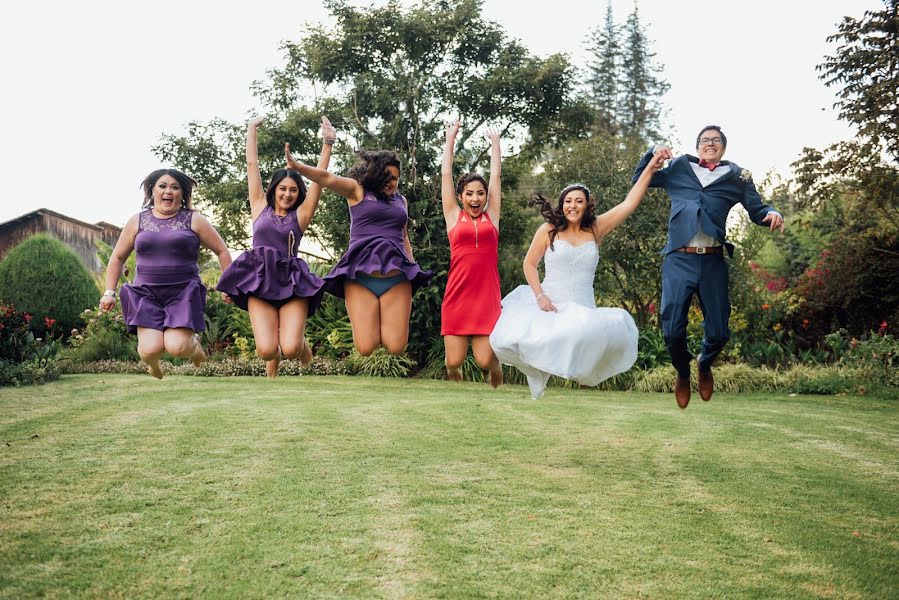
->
<box><xmin>740</xmin><ymin>169</ymin><xmax>753</xmax><ymax>182</ymax></box>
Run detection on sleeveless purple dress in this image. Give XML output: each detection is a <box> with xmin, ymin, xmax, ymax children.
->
<box><xmin>216</xmin><ymin>205</ymin><xmax>325</xmax><ymax>314</ymax></box>
<box><xmin>321</xmin><ymin>191</ymin><xmax>431</xmax><ymax>297</ymax></box>
<box><xmin>119</xmin><ymin>209</ymin><xmax>207</xmax><ymax>334</ymax></box>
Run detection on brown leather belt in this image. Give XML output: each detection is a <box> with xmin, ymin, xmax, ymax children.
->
<box><xmin>676</xmin><ymin>246</ymin><xmax>723</xmax><ymax>254</ymax></box>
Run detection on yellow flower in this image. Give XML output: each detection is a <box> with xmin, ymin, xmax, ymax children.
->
<box><xmin>773</xmin><ymin>323</ymin><xmax>783</xmax><ymax>332</ymax></box>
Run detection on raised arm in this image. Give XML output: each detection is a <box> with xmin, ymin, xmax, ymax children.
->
<box><xmin>485</xmin><ymin>127</ymin><xmax>502</xmax><ymax>227</ymax></box>
<box><xmin>246</xmin><ymin>116</ymin><xmax>268</xmax><ymax>220</ymax></box>
<box><xmin>285</xmin><ymin>143</ymin><xmax>361</xmax><ymax>203</ymax></box>
<box><xmin>99</xmin><ymin>214</ymin><xmax>139</xmax><ymax>311</ymax></box>
<box><xmin>523</xmin><ymin>223</ymin><xmax>556</xmax><ymax>312</ymax></box>
<box><xmin>631</xmin><ymin>144</ymin><xmax>670</xmax><ymax>187</ymax></box>
<box><xmin>595</xmin><ymin>152</ymin><xmax>666</xmax><ymax>240</ymax></box>
<box><xmin>441</xmin><ymin>121</ymin><xmax>462</xmax><ymax>231</ymax></box>
<box><xmin>297</xmin><ymin>116</ymin><xmax>336</xmax><ymax>231</ymax></box>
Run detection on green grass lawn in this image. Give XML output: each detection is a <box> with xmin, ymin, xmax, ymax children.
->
<box><xmin>1</xmin><ymin>375</ymin><xmax>896</xmax><ymax>599</ymax></box>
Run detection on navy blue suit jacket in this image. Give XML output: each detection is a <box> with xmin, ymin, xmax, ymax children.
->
<box><xmin>632</xmin><ymin>148</ymin><xmax>778</xmax><ymax>255</ymax></box>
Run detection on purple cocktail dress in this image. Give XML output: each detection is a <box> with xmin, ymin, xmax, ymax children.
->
<box><xmin>321</xmin><ymin>191</ymin><xmax>431</xmax><ymax>297</ymax></box>
<box><xmin>216</xmin><ymin>205</ymin><xmax>325</xmax><ymax>314</ymax></box>
<box><xmin>119</xmin><ymin>209</ymin><xmax>206</xmax><ymax>334</ymax></box>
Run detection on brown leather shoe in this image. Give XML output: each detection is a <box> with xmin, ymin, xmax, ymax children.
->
<box><xmin>674</xmin><ymin>376</ymin><xmax>691</xmax><ymax>409</ymax></box>
<box><xmin>698</xmin><ymin>367</ymin><xmax>713</xmax><ymax>402</ymax></box>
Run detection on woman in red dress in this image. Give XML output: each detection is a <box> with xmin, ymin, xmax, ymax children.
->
<box><xmin>440</xmin><ymin>121</ymin><xmax>503</xmax><ymax>386</ymax></box>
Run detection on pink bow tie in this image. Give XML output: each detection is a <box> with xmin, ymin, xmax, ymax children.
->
<box><xmin>698</xmin><ymin>159</ymin><xmax>719</xmax><ymax>171</ymax></box>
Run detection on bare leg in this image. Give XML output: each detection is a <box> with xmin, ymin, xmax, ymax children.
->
<box><xmin>378</xmin><ymin>281</ymin><xmax>412</xmax><ymax>356</ymax></box>
<box><xmin>444</xmin><ymin>335</ymin><xmax>469</xmax><ymax>381</ymax></box>
<box><xmin>278</xmin><ymin>299</ymin><xmax>312</xmax><ymax>365</ymax></box>
<box><xmin>472</xmin><ymin>335</ymin><xmax>503</xmax><ymax>388</ymax></box>
<box><xmin>344</xmin><ymin>281</ymin><xmax>382</xmax><ymax>356</ymax></box>
<box><xmin>248</xmin><ymin>297</ymin><xmax>281</xmax><ymax>378</ymax></box>
<box><xmin>163</xmin><ymin>328</ymin><xmax>206</xmax><ymax>371</ymax></box>
<box><xmin>136</xmin><ymin>327</ymin><xmax>165</xmax><ymax>379</ymax></box>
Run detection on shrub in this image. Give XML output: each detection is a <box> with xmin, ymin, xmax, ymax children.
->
<box><xmin>66</xmin><ymin>306</ymin><xmax>137</xmax><ymax>362</ymax></box>
<box><xmin>346</xmin><ymin>348</ymin><xmax>416</xmax><ymax>378</ymax></box>
<box><xmin>59</xmin><ymin>355</ymin><xmax>352</xmax><ymax>377</ymax></box>
<box><xmin>0</xmin><ymin>302</ymin><xmax>38</xmax><ymax>362</ymax></box>
<box><xmin>0</xmin><ymin>234</ymin><xmax>97</xmax><ymax>337</ymax></box>
<box><xmin>843</xmin><ymin>332</ymin><xmax>899</xmax><ymax>387</ymax></box>
<box><xmin>782</xmin><ymin>365</ymin><xmax>861</xmax><ymax>395</ymax></box>
<box><xmin>633</xmin><ymin>364</ymin><xmax>781</xmax><ymax>393</ymax></box>
<box><xmin>306</xmin><ymin>295</ymin><xmax>354</xmax><ymax>359</ymax></box>
<box><xmin>0</xmin><ymin>359</ymin><xmax>60</xmax><ymax>386</ymax></box>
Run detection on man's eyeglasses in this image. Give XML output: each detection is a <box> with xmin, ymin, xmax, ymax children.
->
<box><xmin>699</xmin><ymin>137</ymin><xmax>722</xmax><ymax>145</ymax></box>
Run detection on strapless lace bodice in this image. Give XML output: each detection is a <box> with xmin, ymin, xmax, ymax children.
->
<box><xmin>541</xmin><ymin>240</ymin><xmax>598</xmax><ymax>307</ymax></box>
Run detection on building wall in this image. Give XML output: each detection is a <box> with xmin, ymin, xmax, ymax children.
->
<box><xmin>0</xmin><ymin>211</ymin><xmax>122</xmax><ymax>273</ymax></box>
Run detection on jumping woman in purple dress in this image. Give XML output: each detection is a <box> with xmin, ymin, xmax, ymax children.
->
<box><xmin>285</xmin><ymin>147</ymin><xmax>431</xmax><ymax>356</ymax></box>
<box><xmin>216</xmin><ymin>116</ymin><xmax>334</xmax><ymax>378</ymax></box>
<box><xmin>101</xmin><ymin>169</ymin><xmax>232</xmax><ymax>379</ymax></box>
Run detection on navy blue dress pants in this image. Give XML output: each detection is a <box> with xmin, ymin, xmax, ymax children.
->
<box><xmin>660</xmin><ymin>252</ymin><xmax>730</xmax><ymax>378</ymax></box>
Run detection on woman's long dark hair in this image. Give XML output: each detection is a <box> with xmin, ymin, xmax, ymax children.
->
<box><xmin>140</xmin><ymin>168</ymin><xmax>197</xmax><ymax>210</ymax></box>
<box><xmin>347</xmin><ymin>150</ymin><xmax>402</xmax><ymax>201</ymax></box>
<box><xmin>528</xmin><ymin>183</ymin><xmax>596</xmax><ymax>248</ymax></box>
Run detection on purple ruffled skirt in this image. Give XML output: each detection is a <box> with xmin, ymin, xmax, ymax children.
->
<box><xmin>120</xmin><ymin>278</ymin><xmax>207</xmax><ymax>334</ymax></box>
<box><xmin>321</xmin><ymin>238</ymin><xmax>432</xmax><ymax>298</ymax></box>
<box><xmin>216</xmin><ymin>246</ymin><xmax>325</xmax><ymax>315</ymax></box>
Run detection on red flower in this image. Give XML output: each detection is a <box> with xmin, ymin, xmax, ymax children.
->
<box><xmin>879</xmin><ymin>320</ymin><xmax>888</xmax><ymax>336</ymax></box>
<box><xmin>44</xmin><ymin>317</ymin><xmax>56</xmax><ymax>328</ymax></box>
<box><xmin>761</xmin><ymin>304</ymin><xmax>770</xmax><ymax>310</ymax></box>
<box><xmin>802</xmin><ymin>319</ymin><xmax>810</xmax><ymax>330</ymax></box>
<box><xmin>23</xmin><ymin>313</ymin><xmax>32</xmax><ymax>322</ymax></box>
<box><xmin>648</xmin><ymin>302</ymin><xmax>656</xmax><ymax>315</ymax></box>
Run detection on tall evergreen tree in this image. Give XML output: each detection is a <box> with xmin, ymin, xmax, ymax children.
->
<box><xmin>584</xmin><ymin>1</ymin><xmax>621</xmax><ymax>135</ymax></box>
<box><xmin>617</xmin><ymin>2</ymin><xmax>670</xmax><ymax>144</ymax></box>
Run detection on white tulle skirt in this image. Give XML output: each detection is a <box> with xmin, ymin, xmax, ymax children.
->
<box><xmin>489</xmin><ymin>285</ymin><xmax>639</xmax><ymax>399</ymax></box>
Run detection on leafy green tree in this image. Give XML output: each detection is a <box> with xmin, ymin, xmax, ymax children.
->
<box><xmin>817</xmin><ymin>0</ymin><xmax>898</xmax><ymax>162</ymax></box>
<box><xmin>0</xmin><ymin>234</ymin><xmax>97</xmax><ymax>338</ymax></box>
<box><xmin>154</xmin><ymin>0</ymin><xmax>592</xmax><ymax>362</ymax></box>
<box><xmin>770</xmin><ymin>0</ymin><xmax>899</xmax><ymax>338</ymax></box>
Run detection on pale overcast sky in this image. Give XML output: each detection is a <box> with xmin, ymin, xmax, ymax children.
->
<box><xmin>0</xmin><ymin>0</ymin><xmax>882</xmax><ymax>229</ymax></box>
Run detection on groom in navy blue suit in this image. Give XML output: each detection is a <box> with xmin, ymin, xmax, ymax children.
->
<box><xmin>632</xmin><ymin>125</ymin><xmax>784</xmax><ymax>408</ymax></box>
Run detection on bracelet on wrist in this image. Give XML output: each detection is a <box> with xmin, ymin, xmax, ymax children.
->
<box><xmin>323</xmin><ymin>137</ymin><xmax>337</xmax><ymax>146</ymax></box>
<box><xmin>103</xmin><ymin>290</ymin><xmax>117</xmax><ymax>298</ymax></box>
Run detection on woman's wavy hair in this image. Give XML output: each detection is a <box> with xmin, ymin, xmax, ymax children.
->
<box><xmin>528</xmin><ymin>183</ymin><xmax>596</xmax><ymax>248</ymax></box>
<box><xmin>455</xmin><ymin>173</ymin><xmax>488</xmax><ymax>196</ymax></box>
<box><xmin>266</xmin><ymin>169</ymin><xmax>307</xmax><ymax>210</ymax></box>
<box><xmin>140</xmin><ymin>168</ymin><xmax>197</xmax><ymax>210</ymax></box>
<box><xmin>347</xmin><ymin>150</ymin><xmax>402</xmax><ymax>201</ymax></box>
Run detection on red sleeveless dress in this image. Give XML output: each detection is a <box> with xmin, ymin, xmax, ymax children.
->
<box><xmin>441</xmin><ymin>211</ymin><xmax>501</xmax><ymax>336</ymax></box>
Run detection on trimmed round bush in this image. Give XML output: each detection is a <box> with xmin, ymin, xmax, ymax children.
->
<box><xmin>0</xmin><ymin>234</ymin><xmax>98</xmax><ymax>337</ymax></box>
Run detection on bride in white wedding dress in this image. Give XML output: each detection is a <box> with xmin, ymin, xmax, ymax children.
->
<box><xmin>489</xmin><ymin>153</ymin><xmax>665</xmax><ymax>398</ymax></box>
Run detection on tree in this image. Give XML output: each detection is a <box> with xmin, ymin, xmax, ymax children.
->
<box><xmin>617</xmin><ymin>2</ymin><xmax>670</xmax><ymax>144</ymax></box>
<box><xmin>585</xmin><ymin>1</ymin><xmax>621</xmax><ymax>135</ymax></box>
<box><xmin>817</xmin><ymin>0</ymin><xmax>899</xmax><ymax>162</ymax></box>
<box><xmin>154</xmin><ymin>0</ymin><xmax>592</xmax><ymax>363</ymax></box>
<box><xmin>782</xmin><ymin>0</ymin><xmax>899</xmax><ymax>337</ymax></box>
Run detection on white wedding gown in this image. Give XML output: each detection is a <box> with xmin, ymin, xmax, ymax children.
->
<box><xmin>489</xmin><ymin>240</ymin><xmax>639</xmax><ymax>398</ymax></box>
